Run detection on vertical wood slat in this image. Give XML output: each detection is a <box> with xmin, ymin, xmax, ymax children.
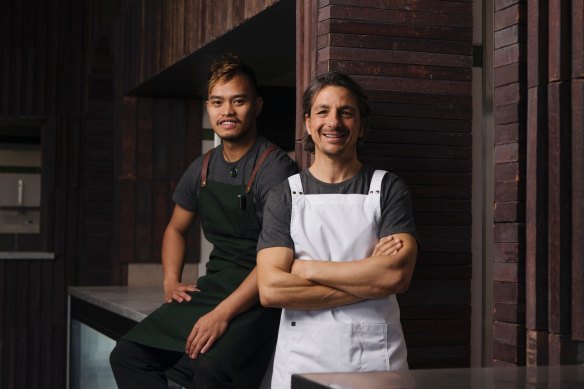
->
<box><xmin>546</xmin><ymin>80</ymin><xmax>571</xmax><ymax>335</ymax></box>
<box><xmin>572</xmin><ymin>79</ymin><xmax>584</xmax><ymax>341</ymax></box>
<box><xmin>137</xmin><ymin>98</ymin><xmax>154</xmax><ymax>179</ymax></box>
<box><xmin>547</xmin><ymin>0</ymin><xmax>573</xmax><ymax>358</ymax></box>
<box><xmin>548</xmin><ymin>0</ymin><xmax>571</xmax><ymax>82</ymax></box>
<box><xmin>493</xmin><ymin>0</ymin><xmax>527</xmax><ymax>366</ymax></box>
<box><xmin>151</xmin><ymin>181</ymin><xmax>171</xmax><ymax>262</ymax></box>
<box><xmin>169</xmin><ymin>100</ymin><xmax>187</xmax><ymax>180</ymax></box>
<box><xmin>120</xmin><ymin>97</ymin><xmax>137</xmax><ymax>178</ymax></box>
<box><xmin>295</xmin><ymin>0</ymin><xmax>318</xmax><ymax>170</ymax></box>
<box><xmin>154</xmin><ymin>99</ymin><xmax>171</xmax><ymax>179</ymax></box>
<box><xmin>136</xmin><ymin>180</ymin><xmax>153</xmax><ymax>261</ymax></box>
<box><xmin>525</xmin><ymin>0</ymin><xmax>548</xmax><ymax>366</ymax></box>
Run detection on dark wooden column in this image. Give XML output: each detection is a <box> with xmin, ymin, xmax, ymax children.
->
<box><xmin>495</xmin><ymin>0</ymin><xmax>583</xmax><ymax>365</ymax></box>
<box><xmin>525</xmin><ymin>0</ymin><xmax>548</xmax><ymax>366</ymax></box>
<box><xmin>572</xmin><ymin>0</ymin><xmax>584</xmax><ymax>344</ymax></box>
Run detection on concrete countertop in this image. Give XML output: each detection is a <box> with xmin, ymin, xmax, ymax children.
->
<box><xmin>68</xmin><ymin>286</ymin><xmax>165</xmax><ymax>323</ymax></box>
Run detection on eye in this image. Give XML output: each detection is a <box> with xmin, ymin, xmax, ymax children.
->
<box><xmin>315</xmin><ymin>110</ymin><xmax>328</xmax><ymax>117</ymax></box>
<box><xmin>341</xmin><ymin>110</ymin><xmax>353</xmax><ymax>118</ymax></box>
<box><xmin>210</xmin><ymin>99</ymin><xmax>222</xmax><ymax>107</ymax></box>
<box><xmin>233</xmin><ymin>98</ymin><xmax>246</xmax><ymax>106</ymax></box>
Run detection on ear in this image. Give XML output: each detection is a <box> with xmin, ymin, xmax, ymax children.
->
<box><xmin>304</xmin><ymin>114</ymin><xmax>311</xmax><ymax>135</ymax></box>
<box><xmin>254</xmin><ymin>96</ymin><xmax>264</xmax><ymax>117</ymax></box>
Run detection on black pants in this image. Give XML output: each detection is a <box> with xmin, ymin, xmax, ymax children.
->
<box><xmin>110</xmin><ymin>339</ymin><xmax>236</xmax><ymax>389</ymax></box>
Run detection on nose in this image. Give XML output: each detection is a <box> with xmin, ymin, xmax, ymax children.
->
<box><xmin>222</xmin><ymin>102</ymin><xmax>235</xmax><ymax>116</ymax></box>
<box><xmin>327</xmin><ymin>113</ymin><xmax>340</xmax><ymax>128</ymax></box>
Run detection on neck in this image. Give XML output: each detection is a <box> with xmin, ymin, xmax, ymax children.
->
<box><xmin>308</xmin><ymin>153</ymin><xmax>362</xmax><ymax>184</ymax></box>
<box><xmin>222</xmin><ymin>132</ymin><xmax>258</xmax><ymax>162</ymax></box>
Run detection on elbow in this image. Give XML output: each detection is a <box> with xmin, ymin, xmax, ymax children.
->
<box><xmin>392</xmin><ymin>274</ymin><xmax>412</xmax><ymax>294</ymax></box>
<box><xmin>258</xmin><ymin>285</ymin><xmax>282</xmax><ymax>308</ymax></box>
<box><xmin>378</xmin><ymin>269</ymin><xmax>413</xmax><ymax>296</ymax></box>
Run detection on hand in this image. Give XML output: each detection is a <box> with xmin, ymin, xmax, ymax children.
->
<box><xmin>185</xmin><ymin>309</ymin><xmax>229</xmax><ymax>359</ymax></box>
<box><xmin>372</xmin><ymin>235</ymin><xmax>403</xmax><ymax>256</ymax></box>
<box><xmin>164</xmin><ymin>281</ymin><xmax>199</xmax><ymax>303</ymax></box>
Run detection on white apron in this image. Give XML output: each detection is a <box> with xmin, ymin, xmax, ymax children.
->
<box><xmin>270</xmin><ymin>171</ymin><xmax>408</xmax><ymax>389</ymax></box>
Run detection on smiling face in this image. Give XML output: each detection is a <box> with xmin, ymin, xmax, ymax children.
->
<box><xmin>206</xmin><ymin>74</ymin><xmax>263</xmax><ymax>144</ymax></box>
<box><xmin>305</xmin><ymin>85</ymin><xmax>364</xmax><ymax>159</ymax></box>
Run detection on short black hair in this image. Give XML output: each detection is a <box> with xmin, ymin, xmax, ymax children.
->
<box><xmin>207</xmin><ymin>54</ymin><xmax>259</xmax><ymax>97</ymax></box>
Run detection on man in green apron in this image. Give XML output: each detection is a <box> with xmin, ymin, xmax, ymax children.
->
<box><xmin>256</xmin><ymin>71</ymin><xmax>418</xmax><ymax>388</ymax></box>
<box><xmin>110</xmin><ymin>54</ymin><xmax>298</xmax><ymax>389</ymax></box>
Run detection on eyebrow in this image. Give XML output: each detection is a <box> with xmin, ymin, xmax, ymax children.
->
<box><xmin>208</xmin><ymin>93</ymin><xmax>249</xmax><ymax>100</ymax></box>
<box><xmin>312</xmin><ymin>104</ymin><xmax>356</xmax><ymax>111</ymax></box>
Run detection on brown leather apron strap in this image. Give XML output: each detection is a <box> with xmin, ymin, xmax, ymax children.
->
<box><xmin>245</xmin><ymin>144</ymin><xmax>279</xmax><ymax>193</ymax></box>
<box><xmin>200</xmin><ymin>149</ymin><xmax>213</xmax><ymax>188</ymax></box>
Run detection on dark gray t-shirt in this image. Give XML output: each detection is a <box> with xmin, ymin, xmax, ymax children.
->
<box><xmin>172</xmin><ymin>136</ymin><xmax>298</xmax><ymax>223</ymax></box>
<box><xmin>257</xmin><ymin>165</ymin><xmax>418</xmax><ymax>251</ymax></box>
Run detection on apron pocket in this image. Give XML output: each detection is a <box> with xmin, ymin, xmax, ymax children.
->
<box><xmin>279</xmin><ymin>321</ymin><xmax>390</xmax><ymax>374</ymax></box>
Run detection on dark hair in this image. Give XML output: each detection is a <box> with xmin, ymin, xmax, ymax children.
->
<box><xmin>302</xmin><ymin>71</ymin><xmax>371</xmax><ymax>153</ymax></box>
<box><xmin>207</xmin><ymin>54</ymin><xmax>259</xmax><ymax>97</ymax></box>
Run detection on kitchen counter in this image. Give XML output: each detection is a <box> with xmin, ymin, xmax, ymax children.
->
<box><xmin>292</xmin><ymin>365</ymin><xmax>584</xmax><ymax>389</ymax></box>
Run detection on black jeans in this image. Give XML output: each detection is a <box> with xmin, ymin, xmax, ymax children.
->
<box><xmin>110</xmin><ymin>339</ymin><xmax>236</xmax><ymax>389</ymax></box>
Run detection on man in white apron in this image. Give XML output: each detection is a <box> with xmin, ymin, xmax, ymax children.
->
<box><xmin>257</xmin><ymin>71</ymin><xmax>418</xmax><ymax>389</ymax></box>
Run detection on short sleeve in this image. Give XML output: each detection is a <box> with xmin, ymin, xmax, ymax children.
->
<box><xmin>378</xmin><ymin>173</ymin><xmax>418</xmax><ymax>241</ymax></box>
<box><xmin>256</xmin><ymin>179</ymin><xmax>294</xmax><ymax>251</ymax></box>
<box><xmin>172</xmin><ymin>158</ymin><xmax>202</xmax><ymax>213</ymax></box>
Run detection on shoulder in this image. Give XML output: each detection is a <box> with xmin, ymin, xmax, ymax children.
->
<box><xmin>256</xmin><ymin>139</ymin><xmax>298</xmax><ymax>178</ymax></box>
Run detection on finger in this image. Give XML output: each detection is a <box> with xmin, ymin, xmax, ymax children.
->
<box><xmin>200</xmin><ymin>335</ymin><xmax>217</xmax><ymax>354</ymax></box>
<box><xmin>190</xmin><ymin>332</ymin><xmax>207</xmax><ymax>359</ymax></box>
<box><xmin>172</xmin><ymin>293</ymin><xmax>184</xmax><ymax>303</ymax></box>
<box><xmin>186</xmin><ymin>328</ymin><xmax>197</xmax><ymax>354</ymax></box>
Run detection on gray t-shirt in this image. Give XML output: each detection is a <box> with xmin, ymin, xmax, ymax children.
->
<box><xmin>172</xmin><ymin>136</ymin><xmax>298</xmax><ymax>224</ymax></box>
<box><xmin>257</xmin><ymin>165</ymin><xmax>418</xmax><ymax>251</ymax></box>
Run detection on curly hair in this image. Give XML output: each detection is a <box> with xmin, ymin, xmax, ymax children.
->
<box><xmin>207</xmin><ymin>54</ymin><xmax>259</xmax><ymax>97</ymax></box>
<box><xmin>302</xmin><ymin>71</ymin><xmax>371</xmax><ymax>153</ymax></box>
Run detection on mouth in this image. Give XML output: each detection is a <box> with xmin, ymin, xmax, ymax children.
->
<box><xmin>321</xmin><ymin>130</ymin><xmax>349</xmax><ymax>140</ymax></box>
<box><xmin>218</xmin><ymin>119</ymin><xmax>239</xmax><ymax>128</ymax></box>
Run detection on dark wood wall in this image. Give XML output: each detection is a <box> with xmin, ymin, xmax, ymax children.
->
<box><xmin>114</xmin><ymin>97</ymin><xmax>202</xmax><ymax>280</ymax></box>
<box><xmin>0</xmin><ymin>1</ymin><xmax>115</xmax><ymax>387</ymax></box>
<box><xmin>299</xmin><ymin>0</ymin><xmax>474</xmax><ymax>368</ymax></box>
<box><xmin>493</xmin><ymin>0</ymin><xmax>583</xmax><ymax>366</ymax></box>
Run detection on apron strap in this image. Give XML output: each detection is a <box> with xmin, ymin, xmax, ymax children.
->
<box><xmin>288</xmin><ymin>173</ymin><xmax>303</xmax><ymax>195</ymax></box>
<box><xmin>245</xmin><ymin>144</ymin><xmax>279</xmax><ymax>193</ymax></box>
<box><xmin>200</xmin><ymin>149</ymin><xmax>213</xmax><ymax>188</ymax></box>
<box><xmin>369</xmin><ymin>170</ymin><xmax>387</xmax><ymax>194</ymax></box>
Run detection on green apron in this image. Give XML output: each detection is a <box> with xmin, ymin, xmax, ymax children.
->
<box><xmin>123</xmin><ymin>173</ymin><xmax>281</xmax><ymax>388</ymax></box>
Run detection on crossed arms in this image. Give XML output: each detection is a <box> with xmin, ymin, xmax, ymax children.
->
<box><xmin>257</xmin><ymin>233</ymin><xmax>417</xmax><ymax>310</ymax></box>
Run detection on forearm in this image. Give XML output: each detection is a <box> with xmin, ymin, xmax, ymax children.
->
<box><xmin>257</xmin><ymin>247</ymin><xmax>363</xmax><ymax>310</ymax></box>
<box><xmin>161</xmin><ymin>226</ymin><xmax>187</xmax><ymax>286</ymax></box>
<box><xmin>262</xmin><ymin>271</ymin><xmax>364</xmax><ymax>310</ymax></box>
<box><xmin>212</xmin><ymin>269</ymin><xmax>260</xmax><ymax>320</ymax></box>
<box><xmin>294</xmin><ymin>234</ymin><xmax>417</xmax><ymax>299</ymax></box>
